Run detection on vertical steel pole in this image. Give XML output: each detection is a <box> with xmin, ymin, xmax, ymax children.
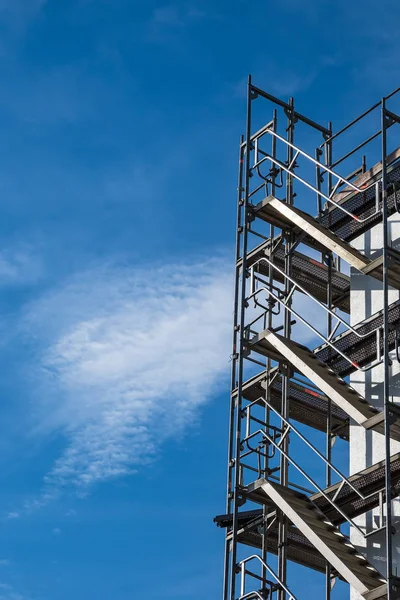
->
<box><xmin>324</xmin><ymin>122</ymin><xmax>333</xmax><ymax>600</ymax></box>
<box><xmin>222</xmin><ymin>134</ymin><xmax>245</xmax><ymax>600</ymax></box>
<box><xmin>230</xmin><ymin>75</ymin><xmax>253</xmax><ymax>600</ymax></box>
<box><xmin>278</xmin><ymin>97</ymin><xmax>294</xmax><ymax>600</ymax></box>
<box><xmin>382</xmin><ymin>97</ymin><xmax>394</xmax><ymax>599</ymax></box>
<box><xmin>261</xmin><ymin>108</ymin><xmax>278</xmax><ymax>596</ymax></box>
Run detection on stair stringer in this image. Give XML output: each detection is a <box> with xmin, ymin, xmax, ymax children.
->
<box><xmin>252</xmin><ymin>480</ymin><xmax>386</xmax><ymax>599</ymax></box>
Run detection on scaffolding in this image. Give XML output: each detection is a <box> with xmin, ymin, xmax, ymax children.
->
<box><xmin>215</xmin><ymin>78</ymin><xmax>400</xmax><ymax>600</ymax></box>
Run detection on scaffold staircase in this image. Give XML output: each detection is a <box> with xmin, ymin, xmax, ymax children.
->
<box><xmin>254</xmin><ymin>196</ymin><xmax>400</xmax><ymax>290</ymax></box>
<box><xmin>244</xmin><ymin>237</ymin><xmax>351</xmax><ymax>312</ymax></box>
<box><xmin>247</xmin><ymin>480</ymin><xmax>388</xmax><ymax>600</ymax></box>
<box><xmin>219</xmin><ymin>81</ymin><xmax>400</xmax><ymax>600</ymax></box>
<box><xmin>216</xmin><ymin>452</ymin><xmax>400</xmax><ymax>567</ymax></box>
<box><xmin>248</xmin><ymin>329</ymin><xmax>400</xmax><ymax>441</ymax></box>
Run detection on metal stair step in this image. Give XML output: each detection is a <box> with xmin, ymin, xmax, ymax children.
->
<box><xmin>319</xmin><ymin>150</ymin><xmax>400</xmax><ymax>243</ymax></box>
<box><xmin>310</xmin><ymin>452</ymin><xmax>400</xmax><ymax>524</ymax></box>
<box><xmin>253</xmin><ymin>488</ymin><xmax>371</xmax><ymax>557</ymax></box>
<box><xmin>247</xmin><ymin>479</ymin><xmax>385</xmax><ymax>598</ymax></box>
<box><xmin>253</xmin><ymin>195</ymin><xmax>400</xmax><ymax>291</ymax></box>
<box><xmin>245</xmin><ymin>491</ymin><xmax>358</xmax><ymax>556</ymax></box>
<box><xmin>215</xmin><ymin>513</ymin><xmax>328</xmax><ymax>574</ymax></box>
<box><xmin>242</xmin><ymin>295</ymin><xmax>400</xmax><ymax>437</ymax></box>
<box><xmin>243</xmin><ymin>237</ymin><xmax>350</xmax><ymax>313</ymax></box>
<box><xmin>253</xmin><ymin>196</ymin><xmax>370</xmax><ymax>269</ymax></box>
<box><xmin>216</xmin><ymin>453</ymin><xmax>400</xmax><ymax>583</ymax></box>
<box><xmin>216</xmin><ymin>514</ymin><xmax>378</xmax><ymax>584</ymax></box>
<box><xmin>242</xmin><ymin>370</ymin><xmax>350</xmax><ymax>440</ymax></box>
<box><xmin>360</xmin><ymin>250</ymin><xmax>400</xmax><ymax>290</ymax></box>
<box><xmin>247</xmin><ymin>329</ymin><xmax>400</xmax><ymax>440</ymax></box>
<box><xmin>314</xmin><ymin>299</ymin><xmax>400</xmax><ymax>378</ymax></box>
<box><xmin>216</xmin><ymin>452</ymin><xmax>400</xmax><ymax>544</ymax></box>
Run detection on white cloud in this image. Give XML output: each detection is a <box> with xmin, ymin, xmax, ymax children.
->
<box><xmin>23</xmin><ymin>257</ymin><xmax>233</xmax><ymax>499</ymax></box>
<box><xmin>6</xmin><ymin>512</ymin><xmax>19</xmax><ymax>520</ymax></box>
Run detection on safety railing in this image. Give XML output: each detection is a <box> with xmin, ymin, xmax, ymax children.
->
<box><xmin>241</xmin><ymin>399</ymin><xmax>388</xmax><ymax>539</ymax></box>
<box><xmin>247</xmin><ymin>256</ymin><xmax>388</xmax><ymax>373</ymax></box>
<box><xmin>239</xmin><ymin>555</ymin><xmax>298</xmax><ymax>600</ymax></box>
<box><xmin>251</xmin><ymin>124</ymin><xmax>383</xmax><ymax>223</ymax></box>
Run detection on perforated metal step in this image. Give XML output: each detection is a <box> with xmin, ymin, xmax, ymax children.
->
<box><xmin>311</xmin><ymin>452</ymin><xmax>400</xmax><ymax>524</ymax></box>
<box><xmin>247</xmin><ymin>479</ymin><xmax>387</xmax><ymax>598</ymax></box>
<box><xmin>242</xmin><ymin>370</ymin><xmax>349</xmax><ymax>440</ymax></box>
<box><xmin>253</xmin><ymin>196</ymin><xmax>400</xmax><ymax>290</ymax></box>
<box><xmin>248</xmin><ymin>329</ymin><xmax>400</xmax><ymax>441</ymax></box>
<box><xmin>244</xmin><ymin>237</ymin><xmax>350</xmax><ymax>313</ymax></box>
<box><xmin>215</xmin><ymin>509</ymin><xmax>328</xmax><ymax>574</ymax></box>
<box><xmin>215</xmin><ymin>453</ymin><xmax>400</xmax><ymax>577</ymax></box>
<box><xmin>253</xmin><ymin>195</ymin><xmax>370</xmax><ymax>266</ymax></box>
<box><xmin>243</xmin><ymin>301</ymin><xmax>400</xmax><ymax>435</ymax></box>
<box><xmin>315</xmin><ymin>299</ymin><xmax>400</xmax><ymax>378</ymax></box>
<box><xmin>320</xmin><ymin>150</ymin><xmax>400</xmax><ymax>242</ymax></box>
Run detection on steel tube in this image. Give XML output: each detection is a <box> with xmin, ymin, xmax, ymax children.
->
<box><xmin>250</xmin><ymin>83</ymin><xmax>330</xmax><ymax>135</ymax></box>
<box><xmin>382</xmin><ymin>98</ymin><xmax>394</xmax><ymax>599</ymax></box>
<box><xmin>322</xmin><ymin>87</ymin><xmax>400</xmax><ymax>146</ymax></box>
<box><xmin>230</xmin><ymin>74</ymin><xmax>253</xmax><ymax>600</ymax></box>
<box><xmin>223</xmin><ymin>133</ymin><xmax>245</xmax><ymax>600</ymax></box>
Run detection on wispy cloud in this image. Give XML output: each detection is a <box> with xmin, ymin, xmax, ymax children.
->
<box><xmin>6</xmin><ymin>513</ymin><xmax>19</xmax><ymax>520</ymax></box>
<box><xmin>21</xmin><ymin>256</ymin><xmax>232</xmax><ymax>503</ymax></box>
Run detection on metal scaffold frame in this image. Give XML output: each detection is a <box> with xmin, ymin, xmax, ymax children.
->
<box><xmin>216</xmin><ymin>76</ymin><xmax>400</xmax><ymax>600</ymax></box>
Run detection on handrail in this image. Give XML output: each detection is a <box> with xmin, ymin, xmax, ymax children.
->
<box><xmin>249</xmin><ymin>83</ymin><xmax>331</xmax><ymax>136</ymax></box>
<box><xmin>250</xmin><ymin>124</ymin><xmax>387</xmax><ymax>224</ymax></box>
<box><xmin>250</xmin><ymin>256</ymin><xmax>373</xmax><ymax>342</ymax></box>
<box><xmin>321</xmin><ymin>86</ymin><xmax>400</xmax><ymax>146</ymax></box>
<box><xmin>241</xmin><ymin>399</ymin><xmax>390</xmax><ymax>539</ymax></box>
<box><xmin>239</xmin><ymin>591</ymin><xmax>265</xmax><ymax>600</ymax></box>
<box><xmin>246</xmin><ymin>284</ymin><xmax>382</xmax><ymax>373</ymax></box>
<box><xmin>252</xmin><ymin>146</ymin><xmax>379</xmax><ymax>224</ymax></box>
<box><xmin>239</xmin><ymin>555</ymin><xmax>298</xmax><ymax>600</ymax></box>
<box><xmin>244</xmin><ymin>426</ymin><xmax>366</xmax><ymax>538</ymax></box>
<box><xmin>263</xmin><ymin>129</ymin><xmax>363</xmax><ymax>195</ymax></box>
<box><xmin>263</xmin><ymin>402</ymin><xmax>368</xmax><ymax>501</ymax></box>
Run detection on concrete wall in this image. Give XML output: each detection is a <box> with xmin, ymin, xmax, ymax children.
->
<box><xmin>350</xmin><ymin>214</ymin><xmax>400</xmax><ymax>599</ymax></box>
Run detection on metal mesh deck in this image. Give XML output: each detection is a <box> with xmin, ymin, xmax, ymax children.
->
<box><xmin>314</xmin><ymin>299</ymin><xmax>400</xmax><ymax>377</ymax></box>
<box><xmin>311</xmin><ymin>453</ymin><xmax>400</xmax><ymax>524</ymax></box>
<box><xmin>214</xmin><ymin>512</ymin><xmax>327</xmax><ymax>574</ymax></box>
<box><xmin>245</xmin><ymin>238</ymin><xmax>351</xmax><ymax>313</ymax></box>
<box><xmin>242</xmin><ymin>370</ymin><xmax>349</xmax><ymax>440</ymax></box>
<box><xmin>319</xmin><ymin>159</ymin><xmax>400</xmax><ymax>242</ymax></box>
<box><xmin>215</xmin><ymin>452</ymin><xmax>400</xmax><ymax>575</ymax></box>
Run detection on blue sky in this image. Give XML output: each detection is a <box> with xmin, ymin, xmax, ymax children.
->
<box><xmin>0</xmin><ymin>1</ymin><xmax>397</xmax><ymax>599</ymax></box>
